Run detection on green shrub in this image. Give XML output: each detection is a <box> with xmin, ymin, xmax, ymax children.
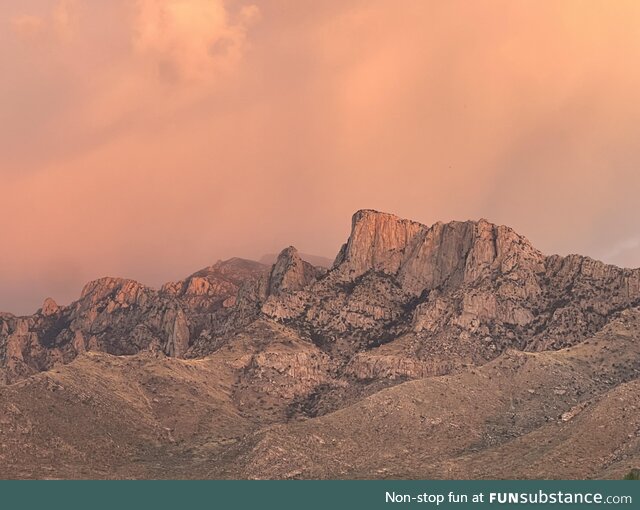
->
<box><xmin>623</xmin><ymin>469</ymin><xmax>640</xmax><ymax>480</ymax></box>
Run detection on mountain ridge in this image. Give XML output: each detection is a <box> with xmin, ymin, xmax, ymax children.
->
<box><xmin>2</xmin><ymin>209</ymin><xmax>640</xmax><ymax>384</ymax></box>
<box><xmin>1</xmin><ymin>209</ymin><xmax>639</xmax><ymax>479</ymax></box>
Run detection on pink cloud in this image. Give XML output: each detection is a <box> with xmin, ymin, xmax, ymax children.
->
<box><xmin>1</xmin><ymin>0</ymin><xmax>640</xmax><ymax>314</ymax></box>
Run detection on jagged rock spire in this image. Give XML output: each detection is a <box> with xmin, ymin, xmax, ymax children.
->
<box><xmin>268</xmin><ymin>246</ymin><xmax>319</xmax><ymax>295</ymax></box>
<box><xmin>40</xmin><ymin>297</ymin><xmax>59</xmax><ymax>316</ymax></box>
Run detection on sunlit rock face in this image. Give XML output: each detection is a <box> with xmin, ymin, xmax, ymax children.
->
<box><xmin>267</xmin><ymin>246</ymin><xmax>322</xmax><ymax>296</ymax></box>
<box><xmin>259</xmin><ymin>209</ymin><xmax>640</xmax><ymax>379</ymax></box>
<box><xmin>2</xmin><ymin>209</ymin><xmax>640</xmax><ymax>385</ymax></box>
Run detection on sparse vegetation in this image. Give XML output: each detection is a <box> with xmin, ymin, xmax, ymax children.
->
<box><xmin>623</xmin><ymin>469</ymin><xmax>640</xmax><ymax>480</ymax></box>
<box><xmin>3</xmin><ymin>211</ymin><xmax>640</xmax><ymax>479</ymax></box>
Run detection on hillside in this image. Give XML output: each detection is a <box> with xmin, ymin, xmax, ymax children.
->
<box><xmin>1</xmin><ymin>210</ymin><xmax>639</xmax><ymax>479</ymax></box>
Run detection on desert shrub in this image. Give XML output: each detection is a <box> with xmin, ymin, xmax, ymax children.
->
<box><xmin>623</xmin><ymin>469</ymin><xmax>640</xmax><ymax>480</ymax></box>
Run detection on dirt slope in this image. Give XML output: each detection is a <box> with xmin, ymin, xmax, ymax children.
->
<box><xmin>1</xmin><ymin>310</ymin><xmax>638</xmax><ymax>479</ymax></box>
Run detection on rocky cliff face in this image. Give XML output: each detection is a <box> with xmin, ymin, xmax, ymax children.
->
<box><xmin>2</xmin><ymin>209</ymin><xmax>640</xmax><ymax>389</ymax></box>
<box><xmin>0</xmin><ymin>260</ymin><xmax>268</xmax><ymax>383</ymax></box>
<box><xmin>2</xmin><ymin>209</ymin><xmax>640</xmax><ymax>481</ymax></box>
<box><xmin>267</xmin><ymin>246</ymin><xmax>324</xmax><ymax>295</ymax></box>
<box><xmin>258</xmin><ymin>210</ymin><xmax>640</xmax><ymax>379</ymax></box>
<box><xmin>333</xmin><ymin>209</ymin><xmax>426</xmax><ymax>276</ymax></box>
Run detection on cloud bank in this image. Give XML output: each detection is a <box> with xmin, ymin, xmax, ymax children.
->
<box><xmin>1</xmin><ymin>0</ymin><xmax>640</xmax><ymax>313</ymax></box>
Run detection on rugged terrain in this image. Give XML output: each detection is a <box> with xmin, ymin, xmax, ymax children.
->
<box><xmin>1</xmin><ymin>210</ymin><xmax>639</xmax><ymax>479</ymax></box>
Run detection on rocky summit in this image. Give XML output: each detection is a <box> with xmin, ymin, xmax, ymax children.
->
<box><xmin>1</xmin><ymin>210</ymin><xmax>639</xmax><ymax>479</ymax></box>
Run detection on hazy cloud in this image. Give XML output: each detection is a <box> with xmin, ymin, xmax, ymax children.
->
<box><xmin>10</xmin><ymin>0</ymin><xmax>76</xmax><ymax>41</ymax></box>
<box><xmin>133</xmin><ymin>0</ymin><xmax>259</xmax><ymax>82</ymax></box>
<box><xmin>600</xmin><ymin>237</ymin><xmax>640</xmax><ymax>267</ymax></box>
<box><xmin>10</xmin><ymin>14</ymin><xmax>46</xmax><ymax>38</ymax></box>
<box><xmin>1</xmin><ymin>0</ymin><xmax>640</xmax><ymax>314</ymax></box>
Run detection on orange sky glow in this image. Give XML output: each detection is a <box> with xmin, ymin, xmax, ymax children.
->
<box><xmin>2</xmin><ymin>0</ymin><xmax>640</xmax><ymax>314</ymax></box>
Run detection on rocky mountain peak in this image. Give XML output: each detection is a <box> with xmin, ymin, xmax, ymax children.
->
<box><xmin>160</xmin><ymin>258</ymin><xmax>268</xmax><ymax>316</ymax></box>
<box><xmin>332</xmin><ymin>210</ymin><xmax>544</xmax><ymax>296</ymax></box>
<box><xmin>80</xmin><ymin>277</ymin><xmax>147</xmax><ymax>306</ymax></box>
<box><xmin>333</xmin><ymin>209</ymin><xmax>426</xmax><ymax>276</ymax></box>
<box><xmin>260</xmin><ymin>252</ymin><xmax>333</xmax><ymax>268</ymax></box>
<box><xmin>268</xmin><ymin>246</ymin><xmax>319</xmax><ymax>295</ymax></box>
<box><xmin>40</xmin><ymin>297</ymin><xmax>59</xmax><ymax>316</ymax></box>
<box><xmin>213</xmin><ymin>257</ymin><xmax>267</xmax><ymax>274</ymax></box>
<box><xmin>2</xmin><ymin>209</ymin><xmax>640</xmax><ymax>391</ymax></box>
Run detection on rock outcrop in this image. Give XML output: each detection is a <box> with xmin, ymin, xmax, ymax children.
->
<box><xmin>260</xmin><ymin>252</ymin><xmax>333</xmax><ymax>269</ymax></box>
<box><xmin>267</xmin><ymin>246</ymin><xmax>323</xmax><ymax>295</ymax></box>
<box><xmin>333</xmin><ymin>209</ymin><xmax>426</xmax><ymax>276</ymax></box>
<box><xmin>0</xmin><ymin>260</ymin><xmax>268</xmax><ymax>383</ymax></box>
<box><xmin>2</xmin><ymin>209</ymin><xmax>640</xmax><ymax>480</ymax></box>
<box><xmin>258</xmin><ymin>210</ymin><xmax>640</xmax><ymax>379</ymax></box>
<box><xmin>2</xmin><ymin>209</ymin><xmax>640</xmax><ymax>387</ymax></box>
<box><xmin>40</xmin><ymin>298</ymin><xmax>60</xmax><ymax>317</ymax></box>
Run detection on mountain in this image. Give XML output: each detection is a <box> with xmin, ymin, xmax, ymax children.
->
<box><xmin>0</xmin><ymin>258</ymin><xmax>269</xmax><ymax>383</ymax></box>
<box><xmin>225</xmin><ymin>308</ymin><xmax>640</xmax><ymax>479</ymax></box>
<box><xmin>259</xmin><ymin>252</ymin><xmax>333</xmax><ymax>269</ymax></box>
<box><xmin>1</xmin><ymin>209</ymin><xmax>639</xmax><ymax>479</ymax></box>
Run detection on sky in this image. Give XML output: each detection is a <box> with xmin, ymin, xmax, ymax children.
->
<box><xmin>1</xmin><ymin>0</ymin><xmax>640</xmax><ymax>315</ymax></box>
